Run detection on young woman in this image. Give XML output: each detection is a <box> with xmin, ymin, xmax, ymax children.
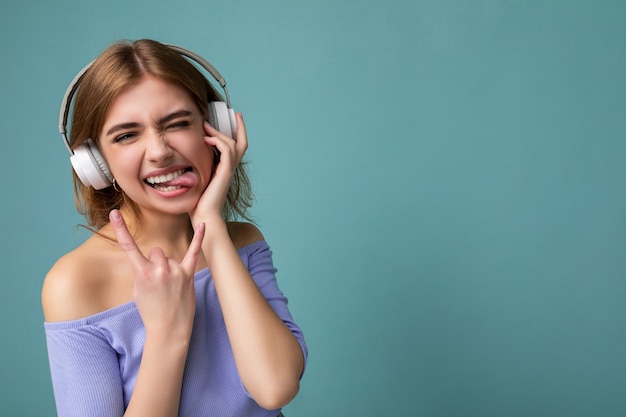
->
<box><xmin>42</xmin><ymin>39</ymin><xmax>306</xmax><ymax>417</ymax></box>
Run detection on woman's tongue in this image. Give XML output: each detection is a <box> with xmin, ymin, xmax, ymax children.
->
<box><xmin>154</xmin><ymin>171</ymin><xmax>199</xmax><ymax>188</ymax></box>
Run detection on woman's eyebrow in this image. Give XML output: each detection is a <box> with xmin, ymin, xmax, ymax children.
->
<box><xmin>157</xmin><ymin>110</ymin><xmax>193</xmax><ymax>125</ymax></box>
<box><xmin>104</xmin><ymin>110</ymin><xmax>193</xmax><ymax>137</ymax></box>
<box><xmin>105</xmin><ymin>122</ymin><xmax>141</xmax><ymax>137</ymax></box>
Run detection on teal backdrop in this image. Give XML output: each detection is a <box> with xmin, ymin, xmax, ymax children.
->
<box><xmin>1</xmin><ymin>0</ymin><xmax>625</xmax><ymax>416</ymax></box>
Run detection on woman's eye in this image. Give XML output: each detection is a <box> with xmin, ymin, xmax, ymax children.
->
<box><xmin>168</xmin><ymin>121</ymin><xmax>191</xmax><ymax>130</ymax></box>
<box><xmin>114</xmin><ymin>133</ymin><xmax>136</xmax><ymax>143</ymax></box>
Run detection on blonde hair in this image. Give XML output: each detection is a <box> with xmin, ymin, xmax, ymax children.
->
<box><xmin>68</xmin><ymin>39</ymin><xmax>253</xmax><ymax>229</ymax></box>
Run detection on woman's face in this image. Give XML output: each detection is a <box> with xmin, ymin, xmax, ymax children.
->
<box><xmin>98</xmin><ymin>75</ymin><xmax>213</xmax><ymax>216</ymax></box>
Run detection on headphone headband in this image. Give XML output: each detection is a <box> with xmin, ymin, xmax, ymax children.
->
<box><xmin>58</xmin><ymin>43</ymin><xmax>232</xmax><ymax>155</ymax></box>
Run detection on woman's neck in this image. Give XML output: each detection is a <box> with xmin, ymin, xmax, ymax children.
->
<box><xmin>118</xmin><ymin>206</ymin><xmax>195</xmax><ymax>261</ymax></box>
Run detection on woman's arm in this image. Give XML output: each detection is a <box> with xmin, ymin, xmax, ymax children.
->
<box><xmin>190</xmin><ymin>114</ymin><xmax>304</xmax><ymax>409</ymax></box>
<box><xmin>122</xmin><ymin>332</ymin><xmax>190</xmax><ymax>417</ymax></box>
<box><xmin>203</xmin><ymin>220</ymin><xmax>305</xmax><ymax>410</ymax></box>
<box><xmin>109</xmin><ymin>210</ymin><xmax>206</xmax><ymax>417</ymax></box>
<box><xmin>43</xmin><ymin>273</ymin><xmax>192</xmax><ymax>417</ymax></box>
<box><xmin>43</xmin><ymin>212</ymin><xmax>206</xmax><ymax>417</ymax></box>
<box><xmin>44</xmin><ymin>323</ymin><xmax>125</xmax><ymax>417</ymax></box>
<box><xmin>42</xmin><ymin>218</ymin><xmax>204</xmax><ymax>417</ymax></box>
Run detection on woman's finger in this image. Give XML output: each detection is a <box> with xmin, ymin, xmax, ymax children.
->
<box><xmin>181</xmin><ymin>222</ymin><xmax>205</xmax><ymax>273</ymax></box>
<box><xmin>204</xmin><ymin>120</ymin><xmax>232</xmax><ymax>141</ymax></box>
<box><xmin>204</xmin><ymin>115</ymin><xmax>246</xmax><ymax>165</ymax></box>
<box><xmin>109</xmin><ymin>210</ymin><xmax>147</xmax><ymax>266</ymax></box>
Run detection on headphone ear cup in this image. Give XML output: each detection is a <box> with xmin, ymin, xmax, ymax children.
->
<box><xmin>208</xmin><ymin>101</ymin><xmax>237</xmax><ymax>139</ymax></box>
<box><xmin>70</xmin><ymin>138</ymin><xmax>113</xmax><ymax>190</ymax></box>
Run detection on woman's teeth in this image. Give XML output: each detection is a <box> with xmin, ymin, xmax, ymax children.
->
<box><xmin>145</xmin><ymin>169</ymin><xmax>185</xmax><ymax>185</ymax></box>
<box><xmin>153</xmin><ymin>184</ymin><xmax>181</xmax><ymax>192</ymax></box>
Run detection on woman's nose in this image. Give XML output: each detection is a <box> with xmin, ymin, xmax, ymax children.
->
<box><xmin>145</xmin><ymin>131</ymin><xmax>173</xmax><ymax>163</ymax></box>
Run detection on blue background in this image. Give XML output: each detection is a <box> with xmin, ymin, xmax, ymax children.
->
<box><xmin>1</xmin><ymin>0</ymin><xmax>625</xmax><ymax>416</ymax></box>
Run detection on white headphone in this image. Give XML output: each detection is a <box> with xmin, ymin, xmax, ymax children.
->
<box><xmin>58</xmin><ymin>44</ymin><xmax>237</xmax><ymax>190</ymax></box>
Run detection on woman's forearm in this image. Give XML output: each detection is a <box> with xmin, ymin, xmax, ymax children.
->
<box><xmin>201</xmin><ymin>221</ymin><xmax>304</xmax><ymax>409</ymax></box>
<box><xmin>124</xmin><ymin>335</ymin><xmax>190</xmax><ymax>417</ymax></box>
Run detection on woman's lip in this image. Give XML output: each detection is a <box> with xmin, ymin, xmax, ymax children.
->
<box><xmin>144</xmin><ymin>170</ymin><xmax>199</xmax><ymax>193</ymax></box>
<box><xmin>142</xmin><ymin>165</ymin><xmax>191</xmax><ymax>180</ymax></box>
<box><xmin>148</xmin><ymin>184</ymin><xmax>194</xmax><ymax>198</ymax></box>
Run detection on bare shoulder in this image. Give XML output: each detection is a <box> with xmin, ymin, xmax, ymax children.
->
<box><xmin>42</xmin><ymin>234</ymin><xmax>129</xmax><ymax>322</ymax></box>
<box><xmin>42</xmin><ymin>246</ymin><xmax>99</xmax><ymax>322</ymax></box>
<box><xmin>227</xmin><ymin>222</ymin><xmax>265</xmax><ymax>249</ymax></box>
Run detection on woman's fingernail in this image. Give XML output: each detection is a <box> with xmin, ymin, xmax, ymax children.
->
<box><xmin>110</xmin><ymin>210</ymin><xmax>121</xmax><ymax>221</ymax></box>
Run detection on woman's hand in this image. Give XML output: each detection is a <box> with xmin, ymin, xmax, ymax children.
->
<box><xmin>109</xmin><ymin>209</ymin><xmax>205</xmax><ymax>340</ymax></box>
<box><xmin>190</xmin><ymin>112</ymin><xmax>248</xmax><ymax>225</ymax></box>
